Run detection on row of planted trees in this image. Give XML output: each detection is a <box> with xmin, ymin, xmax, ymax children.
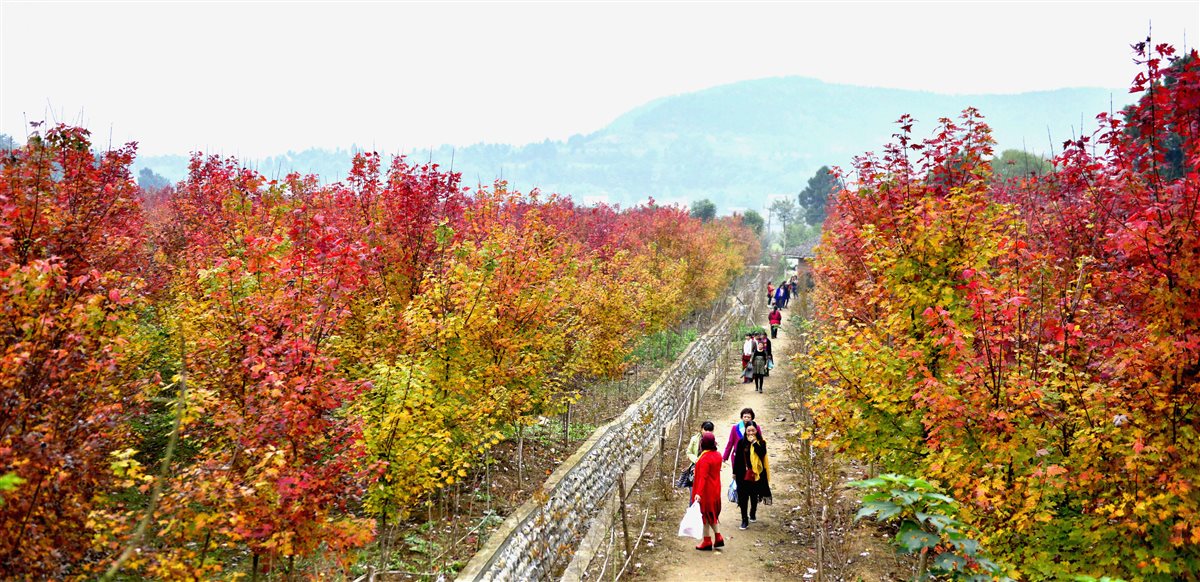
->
<box><xmin>0</xmin><ymin>128</ymin><xmax>759</xmax><ymax>578</ymax></box>
<box><xmin>804</xmin><ymin>43</ymin><xmax>1199</xmax><ymax>578</ymax></box>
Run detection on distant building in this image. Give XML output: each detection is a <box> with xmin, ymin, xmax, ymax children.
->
<box><xmin>784</xmin><ymin>237</ymin><xmax>820</xmax><ymax>288</ymax></box>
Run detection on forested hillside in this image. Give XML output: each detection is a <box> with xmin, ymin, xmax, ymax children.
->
<box><xmin>133</xmin><ymin>79</ymin><xmax>1123</xmax><ymax>213</ymax></box>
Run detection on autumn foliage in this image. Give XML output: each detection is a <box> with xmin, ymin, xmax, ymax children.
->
<box><xmin>0</xmin><ymin>123</ymin><xmax>757</xmax><ymax>577</ymax></box>
<box><xmin>806</xmin><ymin>43</ymin><xmax>1199</xmax><ymax>578</ymax></box>
<box><xmin>0</xmin><ymin>125</ymin><xmax>148</xmax><ymax>576</ymax></box>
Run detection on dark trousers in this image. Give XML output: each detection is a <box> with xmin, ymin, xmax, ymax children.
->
<box><xmin>736</xmin><ymin>478</ymin><xmax>759</xmax><ymax>522</ymax></box>
<box><xmin>770</xmin><ymin>324</ymin><xmax>779</xmax><ymax>338</ymax></box>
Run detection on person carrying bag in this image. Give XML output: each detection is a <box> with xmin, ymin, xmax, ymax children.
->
<box><xmin>689</xmin><ymin>433</ymin><xmax>725</xmax><ymax>550</ymax></box>
<box><xmin>679</xmin><ymin>420</ymin><xmax>715</xmax><ymax>489</ymax></box>
<box><xmin>676</xmin><ymin>464</ymin><xmax>695</xmax><ymax>489</ymax></box>
<box><xmin>678</xmin><ymin>500</ymin><xmax>704</xmax><ymax>539</ymax></box>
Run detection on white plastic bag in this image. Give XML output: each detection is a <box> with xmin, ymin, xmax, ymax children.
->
<box><xmin>678</xmin><ymin>500</ymin><xmax>704</xmax><ymax>539</ymax></box>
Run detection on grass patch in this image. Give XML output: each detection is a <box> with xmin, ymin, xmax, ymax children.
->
<box><xmin>628</xmin><ymin>328</ymin><xmax>699</xmax><ymax>368</ymax></box>
<box><xmin>733</xmin><ymin>322</ymin><xmax>767</xmax><ymax>341</ymax></box>
<box><xmin>501</xmin><ymin>417</ymin><xmax>599</xmax><ymax>444</ymax></box>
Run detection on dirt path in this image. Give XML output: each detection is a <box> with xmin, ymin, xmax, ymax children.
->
<box><xmin>630</xmin><ymin>313</ymin><xmax>815</xmax><ymax>581</ymax></box>
<box><xmin>616</xmin><ymin>303</ymin><xmax>909</xmax><ymax>582</ymax></box>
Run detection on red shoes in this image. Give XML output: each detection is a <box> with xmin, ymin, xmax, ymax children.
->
<box><xmin>696</xmin><ymin>534</ymin><xmax>725</xmax><ymax>550</ymax></box>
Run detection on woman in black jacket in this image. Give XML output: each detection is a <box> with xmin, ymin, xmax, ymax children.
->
<box><xmin>731</xmin><ymin>421</ymin><xmax>771</xmax><ymax>529</ymax></box>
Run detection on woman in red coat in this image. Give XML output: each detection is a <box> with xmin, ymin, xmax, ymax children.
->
<box><xmin>691</xmin><ymin>432</ymin><xmax>725</xmax><ymax>550</ymax></box>
<box><xmin>769</xmin><ymin>306</ymin><xmax>782</xmax><ymax>338</ymax></box>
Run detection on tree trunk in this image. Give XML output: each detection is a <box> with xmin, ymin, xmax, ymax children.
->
<box><xmin>563</xmin><ymin>403</ymin><xmax>570</xmax><ymax>446</ymax></box>
<box><xmin>916</xmin><ymin>547</ymin><xmax>930</xmax><ymax>580</ymax></box>
<box><xmin>379</xmin><ymin>510</ymin><xmax>390</xmax><ymax>573</ymax></box>
<box><xmin>517</xmin><ymin>423</ymin><xmax>525</xmax><ymax>485</ymax></box>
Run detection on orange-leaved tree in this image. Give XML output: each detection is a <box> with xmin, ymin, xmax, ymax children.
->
<box><xmin>109</xmin><ymin>157</ymin><xmax>374</xmax><ymax>578</ymax></box>
<box><xmin>0</xmin><ymin>125</ymin><xmax>150</xmax><ymax>577</ymax></box>
<box><xmin>806</xmin><ymin>44</ymin><xmax>1200</xmax><ymax>578</ymax></box>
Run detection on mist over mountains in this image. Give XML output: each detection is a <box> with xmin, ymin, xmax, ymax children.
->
<box><xmin>135</xmin><ymin>77</ymin><xmax>1127</xmax><ymax>213</ymax></box>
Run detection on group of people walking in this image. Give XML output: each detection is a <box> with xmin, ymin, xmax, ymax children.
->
<box><xmin>740</xmin><ymin>332</ymin><xmax>773</xmax><ymax>392</ymax></box>
<box><xmin>741</xmin><ymin>277</ymin><xmax>797</xmax><ymax>391</ymax></box>
<box><xmin>767</xmin><ymin>277</ymin><xmax>799</xmax><ymax>310</ymax></box>
<box><xmin>674</xmin><ymin>275</ymin><xmax>795</xmax><ymax>553</ymax></box>
<box><xmin>766</xmin><ymin>276</ymin><xmax>800</xmax><ymax>339</ymax></box>
<box><xmin>684</xmin><ymin>408</ymin><xmax>771</xmax><ymax>551</ymax></box>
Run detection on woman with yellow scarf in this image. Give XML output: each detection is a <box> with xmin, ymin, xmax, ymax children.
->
<box><xmin>731</xmin><ymin>421</ymin><xmax>771</xmax><ymax>530</ymax></box>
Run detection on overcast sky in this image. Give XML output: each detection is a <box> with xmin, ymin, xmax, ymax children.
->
<box><xmin>1</xmin><ymin>1</ymin><xmax>1196</xmax><ymax>157</ymax></box>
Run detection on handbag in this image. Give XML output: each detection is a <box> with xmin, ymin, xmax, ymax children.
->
<box><xmin>675</xmin><ymin>463</ymin><xmax>695</xmax><ymax>489</ymax></box>
<box><xmin>768</xmin><ymin>359</ymin><xmax>775</xmax><ymax>370</ymax></box>
<box><xmin>727</xmin><ymin>480</ymin><xmax>738</xmax><ymax>503</ymax></box>
<box><xmin>678</xmin><ymin>500</ymin><xmax>704</xmax><ymax>539</ymax></box>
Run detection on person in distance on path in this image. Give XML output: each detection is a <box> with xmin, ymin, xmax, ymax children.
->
<box><xmin>732</xmin><ymin>422</ymin><xmax>770</xmax><ymax>529</ymax></box>
<box><xmin>691</xmin><ymin>432</ymin><xmax>725</xmax><ymax>550</ymax></box>
<box><xmin>769</xmin><ymin>306</ymin><xmax>782</xmax><ymax>339</ymax></box>
<box><xmin>761</xmin><ymin>331</ymin><xmax>773</xmax><ymax>375</ymax></box>
<box><xmin>741</xmin><ymin>333</ymin><xmax>754</xmax><ymax>383</ymax></box>
<box><xmin>750</xmin><ymin>334</ymin><xmax>769</xmax><ymax>393</ymax></box>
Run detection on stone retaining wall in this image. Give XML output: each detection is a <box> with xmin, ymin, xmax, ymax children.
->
<box><xmin>456</xmin><ymin>269</ymin><xmax>765</xmax><ymax>581</ymax></box>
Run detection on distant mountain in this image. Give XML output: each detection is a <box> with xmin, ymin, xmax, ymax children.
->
<box><xmin>134</xmin><ymin>77</ymin><xmax>1128</xmax><ymax>213</ymax></box>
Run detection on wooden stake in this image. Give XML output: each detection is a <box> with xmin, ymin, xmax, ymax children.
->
<box><xmin>618</xmin><ymin>474</ymin><xmax>632</xmax><ymax>562</ymax></box>
<box><xmin>563</xmin><ymin>402</ymin><xmax>571</xmax><ymax>446</ymax></box>
<box><xmin>817</xmin><ymin>504</ymin><xmax>827</xmax><ymax>582</ymax></box>
<box><xmin>658</xmin><ymin>426</ymin><xmax>668</xmax><ymax>489</ymax></box>
<box><xmin>517</xmin><ymin>423</ymin><xmax>525</xmax><ymax>485</ymax></box>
